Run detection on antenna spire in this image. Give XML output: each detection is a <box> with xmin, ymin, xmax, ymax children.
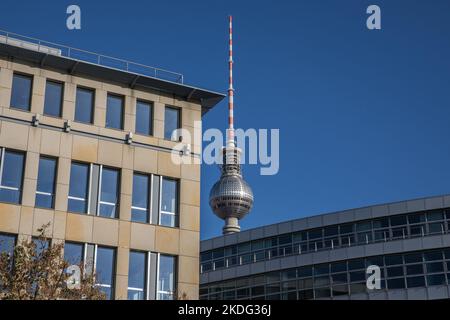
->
<box><xmin>227</xmin><ymin>15</ymin><xmax>235</xmax><ymax>147</ymax></box>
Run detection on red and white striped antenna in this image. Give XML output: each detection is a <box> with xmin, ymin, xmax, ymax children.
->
<box><xmin>227</xmin><ymin>15</ymin><xmax>235</xmax><ymax>147</ymax></box>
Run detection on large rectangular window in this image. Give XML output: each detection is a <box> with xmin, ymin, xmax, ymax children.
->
<box><xmin>0</xmin><ymin>149</ymin><xmax>25</xmax><ymax>204</ymax></box>
<box><xmin>106</xmin><ymin>94</ymin><xmax>124</xmax><ymax>129</ymax></box>
<box><xmin>131</xmin><ymin>173</ymin><xmax>150</xmax><ymax>223</ymax></box>
<box><xmin>136</xmin><ymin>100</ymin><xmax>153</xmax><ymax>136</ymax></box>
<box><xmin>43</xmin><ymin>80</ymin><xmax>63</xmax><ymax>117</ymax></box>
<box><xmin>157</xmin><ymin>254</ymin><xmax>176</xmax><ymax>300</ymax></box>
<box><xmin>164</xmin><ymin>106</ymin><xmax>180</xmax><ymax>140</ymax></box>
<box><xmin>98</xmin><ymin>167</ymin><xmax>120</xmax><ymax>218</ymax></box>
<box><xmin>68</xmin><ymin>162</ymin><xmax>90</xmax><ymax>213</ymax></box>
<box><xmin>35</xmin><ymin>156</ymin><xmax>57</xmax><ymax>209</ymax></box>
<box><xmin>68</xmin><ymin>162</ymin><xmax>120</xmax><ymax>218</ymax></box>
<box><xmin>128</xmin><ymin>251</ymin><xmax>176</xmax><ymax>300</ymax></box>
<box><xmin>96</xmin><ymin>246</ymin><xmax>115</xmax><ymax>299</ymax></box>
<box><xmin>11</xmin><ymin>73</ymin><xmax>32</xmax><ymax>111</ymax></box>
<box><xmin>128</xmin><ymin>251</ymin><xmax>147</xmax><ymax>300</ymax></box>
<box><xmin>160</xmin><ymin>178</ymin><xmax>178</xmax><ymax>227</ymax></box>
<box><xmin>64</xmin><ymin>242</ymin><xmax>115</xmax><ymax>300</ymax></box>
<box><xmin>75</xmin><ymin>87</ymin><xmax>95</xmax><ymax>124</ymax></box>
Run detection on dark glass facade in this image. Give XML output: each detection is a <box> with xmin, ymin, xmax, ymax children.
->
<box><xmin>200</xmin><ymin>248</ymin><xmax>450</xmax><ymax>300</ymax></box>
<box><xmin>201</xmin><ymin>208</ymin><xmax>450</xmax><ymax>273</ymax></box>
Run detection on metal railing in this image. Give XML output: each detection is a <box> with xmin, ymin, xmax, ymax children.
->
<box><xmin>0</xmin><ymin>29</ymin><xmax>184</xmax><ymax>84</ymax></box>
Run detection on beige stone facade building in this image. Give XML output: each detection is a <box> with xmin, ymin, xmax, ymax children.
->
<box><xmin>0</xmin><ymin>37</ymin><xmax>224</xmax><ymax>299</ymax></box>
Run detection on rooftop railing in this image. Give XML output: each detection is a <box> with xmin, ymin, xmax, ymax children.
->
<box><xmin>0</xmin><ymin>29</ymin><xmax>184</xmax><ymax>84</ymax></box>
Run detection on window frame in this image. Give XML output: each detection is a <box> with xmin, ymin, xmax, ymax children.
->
<box><xmin>164</xmin><ymin>105</ymin><xmax>181</xmax><ymax>141</ymax></box>
<box><xmin>67</xmin><ymin>161</ymin><xmax>91</xmax><ymax>214</ymax></box>
<box><xmin>159</xmin><ymin>176</ymin><xmax>179</xmax><ymax>228</ymax></box>
<box><xmin>74</xmin><ymin>86</ymin><xmax>96</xmax><ymax>124</ymax></box>
<box><xmin>10</xmin><ymin>72</ymin><xmax>33</xmax><ymax>111</ymax></box>
<box><xmin>105</xmin><ymin>93</ymin><xmax>125</xmax><ymax>130</ymax></box>
<box><xmin>43</xmin><ymin>79</ymin><xmax>64</xmax><ymax>118</ymax></box>
<box><xmin>131</xmin><ymin>171</ymin><xmax>152</xmax><ymax>223</ymax></box>
<box><xmin>0</xmin><ymin>148</ymin><xmax>26</xmax><ymax>205</ymax></box>
<box><xmin>35</xmin><ymin>155</ymin><xmax>58</xmax><ymax>209</ymax></box>
<box><xmin>97</xmin><ymin>165</ymin><xmax>121</xmax><ymax>219</ymax></box>
<box><xmin>64</xmin><ymin>241</ymin><xmax>116</xmax><ymax>299</ymax></box>
<box><xmin>135</xmin><ymin>99</ymin><xmax>154</xmax><ymax>136</ymax></box>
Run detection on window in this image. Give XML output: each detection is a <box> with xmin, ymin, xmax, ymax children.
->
<box><xmin>35</xmin><ymin>157</ymin><xmax>57</xmax><ymax>209</ymax></box>
<box><xmin>136</xmin><ymin>100</ymin><xmax>153</xmax><ymax>135</ymax></box>
<box><xmin>164</xmin><ymin>106</ymin><xmax>180</xmax><ymax>140</ymax></box>
<box><xmin>68</xmin><ymin>162</ymin><xmax>90</xmax><ymax>213</ymax></box>
<box><xmin>132</xmin><ymin>173</ymin><xmax>150</xmax><ymax>223</ymax></box>
<box><xmin>11</xmin><ymin>73</ymin><xmax>32</xmax><ymax>110</ymax></box>
<box><xmin>0</xmin><ymin>234</ymin><xmax>15</xmax><ymax>256</ymax></box>
<box><xmin>128</xmin><ymin>251</ymin><xmax>147</xmax><ymax>300</ymax></box>
<box><xmin>96</xmin><ymin>246</ymin><xmax>115</xmax><ymax>299</ymax></box>
<box><xmin>64</xmin><ymin>242</ymin><xmax>115</xmax><ymax>299</ymax></box>
<box><xmin>0</xmin><ymin>149</ymin><xmax>25</xmax><ymax>204</ymax></box>
<box><xmin>64</xmin><ymin>242</ymin><xmax>84</xmax><ymax>265</ymax></box>
<box><xmin>43</xmin><ymin>80</ymin><xmax>63</xmax><ymax>117</ymax></box>
<box><xmin>68</xmin><ymin>163</ymin><xmax>120</xmax><ymax>218</ymax></box>
<box><xmin>75</xmin><ymin>87</ymin><xmax>94</xmax><ymax>123</ymax></box>
<box><xmin>98</xmin><ymin>167</ymin><xmax>120</xmax><ymax>218</ymax></box>
<box><xmin>157</xmin><ymin>255</ymin><xmax>176</xmax><ymax>300</ymax></box>
<box><xmin>106</xmin><ymin>94</ymin><xmax>124</xmax><ymax>129</ymax></box>
<box><xmin>160</xmin><ymin>178</ymin><xmax>178</xmax><ymax>227</ymax></box>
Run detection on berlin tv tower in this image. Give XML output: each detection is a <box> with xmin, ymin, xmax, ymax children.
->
<box><xmin>209</xmin><ymin>16</ymin><xmax>254</xmax><ymax>235</ymax></box>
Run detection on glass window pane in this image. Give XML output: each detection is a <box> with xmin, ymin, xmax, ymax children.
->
<box><xmin>387</xmin><ymin>266</ymin><xmax>404</xmax><ymax>278</ymax></box>
<box><xmin>424</xmin><ymin>251</ymin><xmax>442</xmax><ymax>262</ymax></box>
<box><xmin>408</xmin><ymin>213</ymin><xmax>425</xmax><ymax>224</ymax></box>
<box><xmin>11</xmin><ymin>73</ymin><xmax>32</xmax><ymax>110</ymax></box>
<box><xmin>387</xmin><ymin>278</ymin><xmax>405</xmax><ymax>289</ymax></box>
<box><xmin>75</xmin><ymin>87</ymin><xmax>94</xmax><ymax>123</ymax></box>
<box><xmin>407</xmin><ymin>276</ymin><xmax>425</xmax><ymax>288</ymax></box>
<box><xmin>43</xmin><ymin>80</ymin><xmax>63</xmax><ymax>117</ymax></box>
<box><xmin>0</xmin><ymin>234</ymin><xmax>15</xmax><ymax>256</ymax></box>
<box><xmin>373</xmin><ymin>217</ymin><xmax>389</xmax><ymax>228</ymax></box>
<box><xmin>164</xmin><ymin>107</ymin><xmax>179</xmax><ymax>140</ymax></box>
<box><xmin>331</xmin><ymin>261</ymin><xmax>347</xmax><ymax>273</ymax></box>
<box><xmin>427</xmin><ymin>274</ymin><xmax>446</xmax><ymax>286</ymax></box>
<box><xmin>427</xmin><ymin>210</ymin><xmax>444</xmax><ymax>221</ymax></box>
<box><xmin>390</xmin><ymin>215</ymin><xmax>407</xmax><ymax>226</ymax></box>
<box><xmin>136</xmin><ymin>100</ymin><xmax>153</xmax><ymax>135</ymax></box>
<box><xmin>68</xmin><ymin>163</ymin><xmax>89</xmax><ymax>213</ymax></box>
<box><xmin>35</xmin><ymin>157</ymin><xmax>57</xmax><ymax>209</ymax></box>
<box><xmin>106</xmin><ymin>94</ymin><xmax>124</xmax><ymax>129</ymax></box>
<box><xmin>356</xmin><ymin>221</ymin><xmax>372</xmax><ymax>232</ymax></box>
<box><xmin>405</xmin><ymin>253</ymin><xmax>423</xmax><ymax>263</ymax></box>
<box><xmin>128</xmin><ymin>251</ymin><xmax>146</xmax><ymax>300</ymax></box>
<box><xmin>64</xmin><ymin>242</ymin><xmax>84</xmax><ymax>265</ymax></box>
<box><xmin>406</xmin><ymin>264</ymin><xmax>423</xmax><ymax>275</ymax></box>
<box><xmin>340</xmin><ymin>223</ymin><xmax>354</xmax><ymax>234</ymax></box>
<box><xmin>385</xmin><ymin>254</ymin><xmax>403</xmax><ymax>266</ymax></box>
<box><xmin>99</xmin><ymin>168</ymin><xmax>120</xmax><ymax>218</ymax></box>
<box><xmin>160</xmin><ymin>178</ymin><xmax>177</xmax><ymax>227</ymax></box>
<box><xmin>131</xmin><ymin>173</ymin><xmax>149</xmax><ymax>223</ymax></box>
<box><xmin>427</xmin><ymin>262</ymin><xmax>444</xmax><ymax>273</ymax></box>
<box><xmin>0</xmin><ymin>150</ymin><xmax>25</xmax><ymax>204</ymax></box>
<box><xmin>96</xmin><ymin>246</ymin><xmax>115</xmax><ymax>299</ymax></box>
<box><xmin>158</xmin><ymin>255</ymin><xmax>176</xmax><ymax>300</ymax></box>
<box><xmin>348</xmin><ymin>259</ymin><xmax>365</xmax><ymax>270</ymax></box>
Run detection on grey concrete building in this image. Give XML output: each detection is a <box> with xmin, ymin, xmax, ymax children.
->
<box><xmin>200</xmin><ymin>194</ymin><xmax>450</xmax><ymax>300</ymax></box>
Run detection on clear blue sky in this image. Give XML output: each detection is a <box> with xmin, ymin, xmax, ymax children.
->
<box><xmin>2</xmin><ymin>0</ymin><xmax>450</xmax><ymax>240</ymax></box>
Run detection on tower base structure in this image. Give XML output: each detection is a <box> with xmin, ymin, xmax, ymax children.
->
<box><xmin>223</xmin><ymin>217</ymin><xmax>241</xmax><ymax>234</ymax></box>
